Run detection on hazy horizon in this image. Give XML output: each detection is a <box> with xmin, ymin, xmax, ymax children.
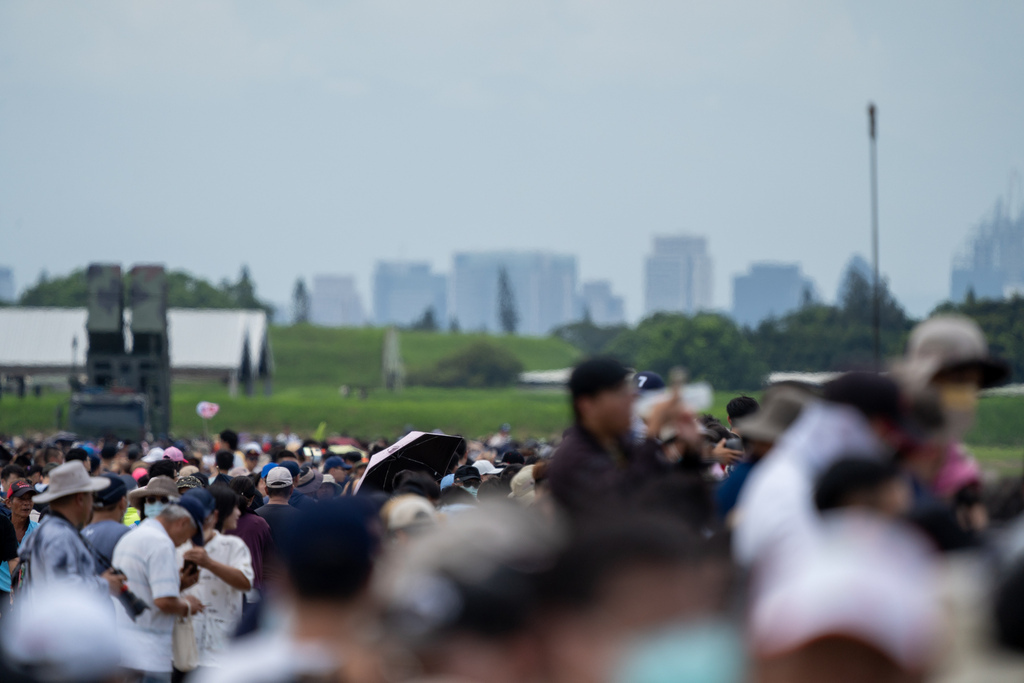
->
<box><xmin>3</xmin><ymin>1</ymin><xmax>1023</xmax><ymax>322</ymax></box>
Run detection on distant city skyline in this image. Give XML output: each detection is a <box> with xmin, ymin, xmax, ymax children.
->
<box><xmin>4</xmin><ymin>4</ymin><xmax>1023</xmax><ymax>326</ymax></box>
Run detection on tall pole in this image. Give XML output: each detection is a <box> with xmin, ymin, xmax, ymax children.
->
<box><xmin>868</xmin><ymin>103</ymin><xmax>880</xmax><ymax>370</ymax></box>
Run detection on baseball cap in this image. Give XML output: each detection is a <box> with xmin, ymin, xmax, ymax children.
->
<box><xmin>174</xmin><ymin>497</ymin><xmax>209</xmax><ymax>547</ymax></box>
<box><xmin>569</xmin><ymin>358</ymin><xmax>631</xmax><ymax>399</ymax></box>
<box><xmin>323</xmin><ymin>455</ymin><xmax>351</xmax><ymax>472</ymax></box>
<box><xmin>7</xmin><ymin>480</ymin><xmax>37</xmax><ymax>501</ymax></box>
<box><xmin>260</xmin><ymin>463</ymin><xmax>277</xmax><ymax>480</ymax></box>
<box><xmin>386</xmin><ymin>495</ymin><xmax>438</xmax><ymax>533</ymax></box>
<box><xmin>454</xmin><ymin>465</ymin><xmax>481</xmax><ymax>484</ymax></box>
<box><xmin>142</xmin><ymin>447</ymin><xmax>165</xmax><ymax>464</ymax></box>
<box><xmin>266</xmin><ymin>466</ymin><xmax>294</xmax><ymax>489</ymax></box>
<box><xmin>162</xmin><ymin>447</ymin><xmax>186</xmax><ymax>463</ymax></box>
<box><xmin>93</xmin><ymin>473</ymin><xmax>128</xmax><ymax>507</ymax></box>
<box><xmin>472</xmin><ymin>460</ymin><xmax>504</xmax><ymax>477</ymax></box>
<box><xmin>632</xmin><ymin>371</ymin><xmax>666</xmax><ymax>393</ymax></box>
<box><xmin>279</xmin><ymin>460</ymin><xmax>301</xmax><ymax>479</ymax></box>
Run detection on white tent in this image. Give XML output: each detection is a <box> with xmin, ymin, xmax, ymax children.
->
<box><xmin>0</xmin><ymin>308</ymin><xmax>272</xmax><ymax>389</ymax></box>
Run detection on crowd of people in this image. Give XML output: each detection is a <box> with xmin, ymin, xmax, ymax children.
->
<box><xmin>1</xmin><ymin>313</ymin><xmax>1024</xmax><ymax>682</ymax></box>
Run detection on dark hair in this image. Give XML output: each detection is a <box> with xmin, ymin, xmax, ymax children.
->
<box><xmin>268</xmin><ymin>484</ymin><xmax>293</xmax><ymax>500</ymax></box>
<box><xmin>219</xmin><ymin>430</ymin><xmax>239</xmax><ymax>452</ymax></box>
<box><xmin>477</xmin><ymin>478</ymin><xmax>508</xmax><ymax>502</ymax></box>
<box><xmin>193</xmin><ymin>471</ymin><xmax>210</xmax><ymax>488</ymax></box>
<box><xmin>66</xmin><ymin>448</ymin><xmax>88</xmax><ymax>463</ymax></box>
<box><xmin>439</xmin><ymin>486</ymin><xmax>475</xmax><ymax>508</ymax></box>
<box><xmin>392</xmin><ymin>471</ymin><xmax>441</xmax><ymax>501</ymax></box>
<box><xmin>703</xmin><ymin>422</ymin><xmax>732</xmax><ymax>444</ymax></box>
<box><xmin>215</xmin><ymin>450</ymin><xmax>235</xmax><ymax>472</ymax></box>
<box><xmin>149</xmin><ymin>460</ymin><xmax>177</xmax><ymax>480</ymax></box>
<box><xmin>229</xmin><ymin>476</ymin><xmax>257</xmax><ymax>514</ymax></box>
<box><xmin>1</xmin><ymin>463</ymin><xmax>26</xmax><ymax>481</ymax></box>
<box><xmin>814</xmin><ymin>458</ymin><xmax>899</xmax><ymax>511</ymax></box>
<box><xmin>209</xmin><ymin>484</ymin><xmax>240</xmax><ymax>532</ymax></box>
<box><xmin>501</xmin><ymin>451</ymin><xmax>525</xmax><ymax>466</ymax></box>
<box><xmin>726</xmin><ymin>396</ymin><xmax>759</xmax><ymax>422</ymax></box>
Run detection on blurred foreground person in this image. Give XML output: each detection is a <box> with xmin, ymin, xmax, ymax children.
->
<box><xmin>536</xmin><ymin>516</ymin><xmax>743</xmax><ymax>683</ymax></box>
<box><xmin>733</xmin><ymin>372</ymin><xmax>927</xmax><ymax>567</ymax></box>
<box><xmin>375</xmin><ymin>503</ymin><xmax>562</xmax><ymax>683</ymax></box>
<box><xmin>0</xmin><ymin>583</ymin><xmax>125</xmax><ymax>683</ymax></box>
<box><xmin>751</xmin><ymin>513</ymin><xmax>943</xmax><ymax>683</ymax></box>
<box><xmin>195</xmin><ymin>498</ymin><xmax>383</xmax><ymax>683</ymax></box>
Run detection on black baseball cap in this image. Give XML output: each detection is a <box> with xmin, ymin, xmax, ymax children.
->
<box><xmin>569</xmin><ymin>358</ymin><xmax>631</xmax><ymax>399</ymax></box>
<box><xmin>94</xmin><ymin>473</ymin><xmax>127</xmax><ymax>507</ymax></box>
<box><xmin>632</xmin><ymin>371</ymin><xmax>666</xmax><ymax>393</ymax></box>
<box><xmin>454</xmin><ymin>465</ymin><xmax>481</xmax><ymax>484</ymax></box>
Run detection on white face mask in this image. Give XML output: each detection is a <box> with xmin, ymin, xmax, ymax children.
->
<box><xmin>144</xmin><ymin>501</ymin><xmax>167</xmax><ymax>518</ymax></box>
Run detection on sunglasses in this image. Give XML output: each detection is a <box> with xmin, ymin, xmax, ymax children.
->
<box><xmin>144</xmin><ymin>496</ymin><xmax>170</xmax><ymax>505</ymax></box>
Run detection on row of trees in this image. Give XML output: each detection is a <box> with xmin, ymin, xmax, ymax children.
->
<box><xmin>13</xmin><ymin>267</ymin><xmax>274</xmax><ymax>315</ymax></box>
<box><xmin>555</xmin><ymin>266</ymin><xmax>923</xmax><ymax>390</ymax></box>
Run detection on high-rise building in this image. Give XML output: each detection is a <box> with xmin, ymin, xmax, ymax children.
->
<box><xmin>951</xmin><ymin>200</ymin><xmax>1024</xmax><ymax>301</ymax></box>
<box><xmin>732</xmin><ymin>262</ymin><xmax>815</xmax><ymax>328</ymax></box>
<box><xmin>0</xmin><ymin>267</ymin><xmax>14</xmax><ymax>303</ymax></box>
<box><xmin>310</xmin><ymin>275</ymin><xmax>365</xmax><ymax>327</ymax></box>
<box><xmin>373</xmin><ymin>262</ymin><xmax>447</xmax><ymax>327</ymax></box>
<box><xmin>451</xmin><ymin>252</ymin><xmax>577</xmax><ymax>335</ymax></box>
<box><xmin>644</xmin><ymin>235</ymin><xmax>713</xmax><ymax>316</ymax></box>
<box><xmin>580</xmin><ymin>280</ymin><xmax>626</xmax><ymax>326</ymax></box>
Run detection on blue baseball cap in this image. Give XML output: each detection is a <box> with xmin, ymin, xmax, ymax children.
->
<box><xmin>261</xmin><ymin>463</ymin><xmax>277</xmax><ymax>480</ymax></box>
<box><xmin>279</xmin><ymin>460</ymin><xmax>301</xmax><ymax>479</ymax></box>
<box><xmin>323</xmin><ymin>456</ymin><xmax>351</xmax><ymax>472</ymax></box>
<box><xmin>175</xmin><ymin>496</ymin><xmax>209</xmax><ymax>547</ymax></box>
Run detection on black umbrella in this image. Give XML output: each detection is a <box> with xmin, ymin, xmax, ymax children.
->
<box><xmin>354</xmin><ymin>431</ymin><xmax>465</xmax><ymax>494</ymax></box>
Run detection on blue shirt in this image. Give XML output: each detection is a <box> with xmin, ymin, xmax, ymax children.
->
<box><xmin>715</xmin><ymin>461</ymin><xmax>755</xmax><ymax>521</ymax></box>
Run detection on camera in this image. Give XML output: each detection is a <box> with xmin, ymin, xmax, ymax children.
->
<box><xmin>112</xmin><ymin>569</ymin><xmax>150</xmax><ymax>620</ymax></box>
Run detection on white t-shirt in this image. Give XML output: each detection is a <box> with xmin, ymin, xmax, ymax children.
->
<box><xmin>177</xmin><ymin>532</ymin><xmax>254</xmax><ymax>667</ymax></box>
<box><xmin>111</xmin><ymin>519</ymin><xmax>181</xmax><ymax>674</ymax></box>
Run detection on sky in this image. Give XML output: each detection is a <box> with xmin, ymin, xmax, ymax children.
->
<box><xmin>2</xmin><ymin>1</ymin><xmax>1023</xmax><ymax>322</ymax></box>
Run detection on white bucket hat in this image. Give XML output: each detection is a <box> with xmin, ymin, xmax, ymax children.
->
<box><xmin>35</xmin><ymin>461</ymin><xmax>110</xmax><ymax>504</ymax></box>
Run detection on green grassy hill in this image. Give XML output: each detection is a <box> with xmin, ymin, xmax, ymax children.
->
<box><xmin>270</xmin><ymin>325</ymin><xmax>581</xmax><ymax>389</ymax></box>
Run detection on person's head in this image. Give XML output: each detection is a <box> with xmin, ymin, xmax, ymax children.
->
<box><xmin>815</xmin><ymin>458</ymin><xmax>910</xmax><ymax>518</ymax></box>
<box><xmin>453</xmin><ymin>465</ymin><xmax>482</xmax><ymax>494</ymax></box>
<box><xmin>218</xmin><ymin>429</ymin><xmax>239</xmax><ymax>452</ymax></box>
<box><xmin>392</xmin><ymin>470</ymin><xmax>442</xmax><ymax>505</ymax></box>
<box><xmin>209</xmin><ymin>484</ymin><xmax>241</xmax><ymax>533</ymax></box>
<box><xmin>726</xmin><ymin>395</ymin><xmax>759</xmax><ymax>428</ymax></box>
<box><xmin>215</xmin><ymin>450</ymin><xmax>235</xmax><ymax>473</ymax></box>
<box><xmin>823</xmin><ymin>372</ymin><xmax>914</xmax><ymax>451</ymax></box>
<box><xmin>323</xmin><ymin>455</ymin><xmax>350</xmax><ymax>481</ymax></box>
<box><xmin>569</xmin><ymin>358</ymin><xmax>633</xmax><ymax>440</ymax></box>
<box><xmin>148</xmin><ymin>459</ymin><xmax>177</xmax><ymax>480</ymax></box>
<box><xmin>900</xmin><ymin>315</ymin><xmax>1009</xmax><ymax>439</ymax></box>
<box><xmin>91</xmin><ymin>473</ymin><xmax>128</xmax><ymax>521</ymax></box>
<box><xmin>279</xmin><ymin>498</ymin><xmax>380</xmax><ymax>604</ymax></box>
<box><xmin>157</xmin><ymin>503</ymin><xmax>200</xmax><ymax>547</ymax></box>
<box><xmin>36</xmin><ymin>461</ymin><xmax>111</xmax><ymax>528</ymax></box>
<box><xmin>6</xmin><ymin>480</ymin><xmax>38</xmax><ymax>519</ymax></box>
<box><xmin>229</xmin><ymin>475</ymin><xmax>258</xmax><ymax>513</ymax></box>
<box><xmin>266</xmin><ymin>466</ymin><xmax>294</xmax><ymax>500</ymax></box>
<box><xmin>1</xmin><ymin>463</ymin><xmax>26</xmax><ymax>490</ymax></box>
<box><xmin>734</xmin><ymin>385</ymin><xmax>814</xmax><ymax>460</ymax></box>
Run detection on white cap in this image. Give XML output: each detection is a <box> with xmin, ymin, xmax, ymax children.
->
<box><xmin>472</xmin><ymin>460</ymin><xmax>504</xmax><ymax>477</ymax></box>
<box><xmin>266</xmin><ymin>466</ymin><xmax>294</xmax><ymax>489</ymax></box>
<box><xmin>142</xmin><ymin>447</ymin><xmax>165</xmax><ymax>464</ymax></box>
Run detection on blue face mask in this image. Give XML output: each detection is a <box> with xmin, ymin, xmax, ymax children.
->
<box><xmin>144</xmin><ymin>502</ymin><xmax>167</xmax><ymax>518</ymax></box>
<box><xmin>465</xmin><ymin>486</ymin><xmax>479</xmax><ymax>498</ymax></box>
<box><xmin>614</xmin><ymin>620</ymin><xmax>746</xmax><ymax>683</ymax></box>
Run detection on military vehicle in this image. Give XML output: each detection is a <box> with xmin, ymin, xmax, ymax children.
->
<box><xmin>69</xmin><ymin>264</ymin><xmax>171</xmax><ymax>440</ymax></box>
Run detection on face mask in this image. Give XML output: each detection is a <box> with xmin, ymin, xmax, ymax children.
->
<box><xmin>939</xmin><ymin>383</ymin><xmax>979</xmax><ymax>440</ymax></box>
<box><xmin>465</xmin><ymin>486</ymin><xmax>479</xmax><ymax>498</ymax></box>
<box><xmin>144</xmin><ymin>502</ymin><xmax>167</xmax><ymax>518</ymax></box>
<box><xmin>614</xmin><ymin>620</ymin><xmax>745</xmax><ymax>683</ymax></box>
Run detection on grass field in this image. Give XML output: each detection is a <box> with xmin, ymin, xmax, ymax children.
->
<box><xmin>270</xmin><ymin>325</ymin><xmax>581</xmax><ymax>389</ymax></box>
